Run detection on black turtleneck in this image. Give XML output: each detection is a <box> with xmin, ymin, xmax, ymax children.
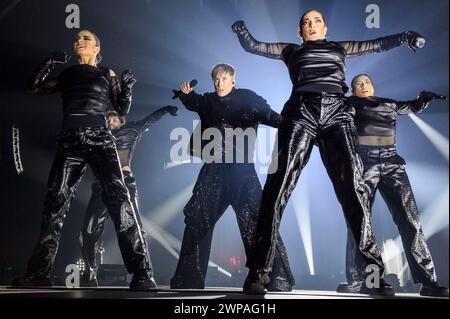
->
<box><xmin>29</xmin><ymin>63</ymin><xmax>132</xmax><ymax>129</ymax></box>
<box><xmin>235</xmin><ymin>30</ymin><xmax>406</xmax><ymax>94</ymax></box>
<box><xmin>349</xmin><ymin>95</ymin><xmax>429</xmax><ymax>138</ymax></box>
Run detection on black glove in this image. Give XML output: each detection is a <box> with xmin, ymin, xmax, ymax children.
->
<box><xmin>121</xmin><ymin>69</ymin><xmax>137</xmax><ymax>95</ymax></box>
<box><xmin>28</xmin><ymin>51</ymin><xmax>69</xmax><ymax>92</ymax></box>
<box><xmin>165</xmin><ymin>105</ymin><xmax>179</xmax><ymax>116</ymax></box>
<box><xmin>401</xmin><ymin>31</ymin><xmax>426</xmax><ymax>52</ymax></box>
<box><xmin>47</xmin><ymin>51</ymin><xmax>71</xmax><ymax>65</ymax></box>
<box><xmin>419</xmin><ymin>90</ymin><xmax>447</xmax><ymax>103</ymax></box>
<box><xmin>232</xmin><ymin>20</ymin><xmax>247</xmax><ymax>33</ymax></box>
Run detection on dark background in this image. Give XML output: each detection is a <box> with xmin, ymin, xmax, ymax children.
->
<box><xmin>0</xmin><ymin>0</ymin><xmax>448</xmax><ymax>289</ymax></box>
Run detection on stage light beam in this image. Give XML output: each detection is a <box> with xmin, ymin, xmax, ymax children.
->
<box><xmin>148</xmin><ymin>182</ymin><xmax>195</xmax><ymax>227</ymax></box>
<box><xmin>292</xmin><ymin>178</ymin><xmax>315</xmax><ymax>276</ymax></box>
<box><xmin>142</xmin><ymin>217</ymin><xmax>232</xmax><ymax>278</ymax></box>
<box><xmin>408</xmin><ymin>113</ymin><xmax>449</xmax><ymax>162</ymax></box>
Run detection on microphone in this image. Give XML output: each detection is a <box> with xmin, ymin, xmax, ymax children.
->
<box><xmin>420</xmin><ymin>91</ymin><xmax>448</xmax><ymax>101</ymax></box>
<box><xmin>432</xmin><ymin>93</ymin><xmax>447</xmax><ymax>100</ymax></box>
<box><xmin>172</xmin><ymin>79</ymin><xmax>198</xmax><ymax>99</ymax></box>
<box><xmin>415</xmin><ymin>37</ymin><xmax>426</xmax><ymax>49</ymax></box>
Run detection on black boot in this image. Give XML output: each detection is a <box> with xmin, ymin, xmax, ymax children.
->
<box><xmin>129</xmin><ymin>270</ymin><xmax>157</xmax><ymax>291</ymax></box>
<box><xmin>336</xmin><ymin>281</ymin><xmax>362</xmax><ymax>293</ymax></box>
<box><xmin>267</xmin><ymin>278</ymin><xmax>292</xmax><ymax>292</ymax></box>
<box><xmin>11</xmin><ymin>274</ymin><xmax>53</xmax><ymax>288</ymax></box>
<box><xmin>419</xmin><ymin>282</ymin><xmax>449</xmax><ymax>298</ymax></box>
<box><xmin>267</xmin><ymin>249</ymin><xmax>294</xmax><ymax>292</ymax></box>
<box><xmin>243</xmin><ymin>270</ymin><xmax>269</xmax><ymax>294</ymax></box>
<box><xmin>360</xmin><ymin>278</ymin><xmax>395</xmax><ymax>297</ymax></box>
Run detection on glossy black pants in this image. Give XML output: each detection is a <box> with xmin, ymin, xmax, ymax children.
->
<box><xmin>247</xmin><ymin>92</ymin><xmax>384</xmax><ymax>281</ymax></box>
<box><xmin>171</xmin><ymin>163</ymin><xmax>295</xmax><ymax>288</ymax></box>
<box><xmin>26</xmin><ymin>127</ymin><xmax>150</xmax><ymax>278</ymax></box>
<box><xmin>345</xmin><ymin>145</ymin><xmax>436</xmax><ymax>285</ymax></box>
<box><xmin>80</xmin><ymin>170</ymin><xmax>152</xmax><ymax>279</ymax></box>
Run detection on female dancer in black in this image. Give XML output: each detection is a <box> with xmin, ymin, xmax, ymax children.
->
<box><xmin>232</xmin><ymin>10</ymin><xmax>425</xmax><ymax>295</ymax></box>
<box><xmin>13</xmin><ymin>30</ymin><xmax>155</xmax><ymax>290</ymax></box>
<box><xmin>336</xmin><ymin>74</ymin><xmax>448</xmax><ymax>298</ymax></box>
<box><xmin>80</xmin><ymin>106</ymin><xmax>178</xmax><ymax>287</ymax></box>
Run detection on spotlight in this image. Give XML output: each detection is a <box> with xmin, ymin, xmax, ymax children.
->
<box><xmin>76</xmin><ymin>259</ymin><xmax>86</xmax><ymax>273</ymax></box>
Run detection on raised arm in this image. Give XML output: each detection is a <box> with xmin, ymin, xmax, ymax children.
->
<box><xmin>396</xmin><ymin>91</ymin><xmax>447</xmax><ymax>114</ymax></box>
<box><xmin>135</xmin><ymin>105</ymin><xmax>178</xmax><ymax>132</ymax></box>
<box><xmin>178</xmin><ymin>81</ymin><xmax>205</xmax><ymax>112</ymax></box>
<box><xmin>110</xmin><ymin>69</ymin><xmax>136</xmax><ymax>116</ymax></box>
<box><xmin>339</xmin><ymin>31</ymin><xmax>425</xmax><ymax>58</ymax></box>
<box><xmin>231</xmin><ymin>20</ymin><xmax>291</xmax><ymax>60</ymax></box>
<box><xmin>28</xmin><ymin>51</ymin><xmax>69</xmax><ymax>94</ymax></box>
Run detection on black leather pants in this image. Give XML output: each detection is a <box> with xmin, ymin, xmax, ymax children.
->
<box><xmin>171</xmin><ymin>163</ymin><xmax>295</xmax><ymax>288</ymax></box>
<box><xmin>345</xmin><ymin>145</ymin><xmax>437</xmax><ymax>285</ymax></box>
<box><xmin>80</xmin><ymin>170</ymin><xmax>152</xmax><ymax>279</ymax></box>
<box><xmin>247</xmin><ymin>92</ymin><xmax>384</xmax><ymax>281</ymax></box>
<box><xmin>26</xmin><ymin>127</ymin><xmax>150</xmax><ymax>278</ymax></box>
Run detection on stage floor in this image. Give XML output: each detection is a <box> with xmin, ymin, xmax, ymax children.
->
<box><xmin>0</xmin><ymin>286</ymin><xmax>443</xmax><ymax>299</ymax></box>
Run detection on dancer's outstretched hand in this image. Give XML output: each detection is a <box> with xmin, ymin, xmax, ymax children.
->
<box><xmin>232</xmin><ymin>20</ymin><xmax>247</xmax><ymax>33</ymax></box>
<box><xmin>121</xmin><ymin>69</ymin><xmax>137</xmax><ymax>92</ymax></box>
<box><xmin>419</xmin><ymin>91</ymin><xmax>447</xmax><ymax>102</ymax></box>
<box><xmin>165</xmin><ymin>105</ymin><xmax>179</xmax><ymax>116</ymax></box>
<box><xmin>402</xmin><ymin>31</ymin><xmax>426</xmax><ymax>52</ymax></box>
<box><xmin>48</xmin><ymin>51</ymin><xmax>71</xmax><ymax>64</ymax></box>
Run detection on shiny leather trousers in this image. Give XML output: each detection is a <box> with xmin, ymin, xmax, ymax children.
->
<box><xmin>26</xmin><ymin>127</ymin><xmax>150</xmax><ymax>278</ymax></box>
<box><xmin>171</xmin><ymin>163</ymin><xmax>295</xmax><ymax>288</ymax></box>
<box><xmin>345</xmin><ymin>145</ymin><xmax>436</xmax><ymax>285</ymax></box>
<box><xmin>247</xmin><ymin>92</ymin><xmax>384</xmax><ymax>280</ymax></box>
<box><xmin>80</xmin><ymin>171</ymin><xmax>152</xmax><ymax>279</ymax></box>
